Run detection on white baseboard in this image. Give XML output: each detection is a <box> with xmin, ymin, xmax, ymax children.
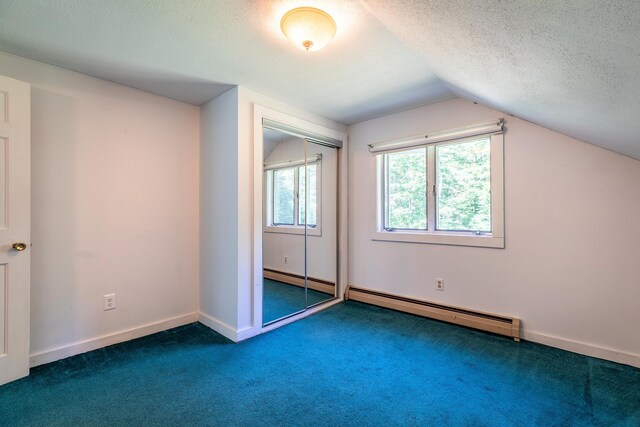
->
<box><xmin>27</xmin><ymin>304</ymin><xmax>639</xmax><ymax>370</ymax></box>
<box><xmin>345</xmin><ymin>286</ymin><xmax>639</xmax><ymax>368</ymax></box>
<box><xmin>199</xmin><ymin>300</ymin><xmax>343</xmax><ymax>342</ymax></box>
<box><xmin>261</xmin><ymin>297</ymin><xmax>343</xmax><ymax>334</ymax></box>
<box><xmin>236</xmin><ymin>326</ymin><xmax>261</xmax><ymax>341</ymax></box>
<box><xmin>198</xmin><ymin>312</ymin><xmax>242</xmax><ymax>342</ymax></box>
<box><xmin>521</xmin><ymin>330</ymin><xmax>640</xmax><ymax>368</ymax></box>
<box><xmin>29</xmin><ymin>312</ymin><xmax>199</xmax><ymax>368</ymax></box>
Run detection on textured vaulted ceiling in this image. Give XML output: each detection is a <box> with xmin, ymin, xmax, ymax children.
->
<box><xmin>362</xmin><ymin>0</ymin><xmax>640</xmax><ymax>159</ymax></box>
<box><xmin>0</xmin><ymin>0</ymin><xmax>451</xmax><ymax>125</ymax></box>
<box><xmin>0</xmin><ymin>0</ymin><xmax>638</xmax><ymax>159</ymax></box>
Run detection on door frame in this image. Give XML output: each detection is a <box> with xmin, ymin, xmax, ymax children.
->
<box><xmin>0</xmin><ymin>75</ymin><xmax>31</xmax><ymax>386</ymax></box>
<box><xmin>252</xmin><ymin>105</ymin><xmax>347</xmax><ymax>334</ymax></box>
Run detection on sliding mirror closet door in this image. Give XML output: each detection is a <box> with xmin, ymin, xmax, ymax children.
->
<box><xmin>262</xmin><ymin>130</ymin><xmax>308</xmax><ymax>324</ymax></box>
<box><xmin>303</xmin><ymin>139</ymin><xmax>338</xmax><ymax>308</ymax></box>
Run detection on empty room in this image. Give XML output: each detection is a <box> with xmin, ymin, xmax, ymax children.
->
<box><xmin>0</xmin><ymin>1</ymin><xmax>639</xmax><ymax>425</ymax></box>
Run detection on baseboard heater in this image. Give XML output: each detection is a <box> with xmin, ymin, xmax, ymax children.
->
<box><xmin>264</xmin><ymin>269</ymin><xmax>335</xmax><ymax>295</ymax></box>
<box><xmin>345</xmin><ymin>286</ymin><xmax>521</xmax><ymax>341</ymax></box>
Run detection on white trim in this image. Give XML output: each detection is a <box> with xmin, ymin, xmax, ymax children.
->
<box><xmin>368</xmin><ymin>119</ymin><xmax>503</xmax><ymax>153</ymax></box>
<box><xmin>427</xmin><ymin>145</ymin><xmax>436</xmax><ymax>232</ymax></box>
<box><xmin>371</xmin><ymin>133</ymin><xmax>505</xmax><ymax>249</ymax></box>
<box><xmin>489</xmin><ymin>133</ymin><xmax>505</xmax><ymax>240</ymax></box>
<box><xmin>253</xmin><ymin>104</ymin><xmax>348</xmax><ymax>332</ymax></box>
<box><xmin>264</xmin><ymin>154</ymin><xmax>321</xmax><ymax>170</ymax></box>
<box><xmin>198</xmin><ymin>312</ymin><xmax>236</xmax><ymax>341</ymax></box>
<box><xmin>29</xmin><ymin>312</ymin><xmax>199</xmax><ymax>367</ymax></box>
<box><xmin>523</xmin><ymin>330</ymin><xmax>640</xmax><ymax>368</ymax></box>
<box><xmin>371</xmin><ymin>230</ymin><xmax>505</xmax><ymax>248</ymax></box>
<box><xmin>262</xmin><ymin>118</ymin><xmax>343</xmax><ymax>148</ymax></box>
<box><xmin>264</xmin><ymin>225</ymin><xmax>322</xmax><ymax>237</ymax></box>
<box><xmin>264</xmin><ymin>158</ymin><xmax>323</xmax><ymax>236</ymax></box>
<box><xmin>261</xmin><ymin>298</ymin><xmax>343</xmax><ymax>334</ymax></box>
<box><xmin>27</xmin><ymin>310</ymin><xmax>638</xmax><ymax>370</ymax></box>
<box><xmin>236</xmin><ymin>326</ymin><xmax>261</xmax><ymax>341</ymax></box>
<box><xmin>198</xmin><ymin>312</ymin><xmax>261</xmax><ymax>343</ymax></box>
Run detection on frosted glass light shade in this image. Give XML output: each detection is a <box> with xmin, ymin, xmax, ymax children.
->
<box><xmin>280</xmin><ymin>7</ymin><xmax>337</xmax><ymax>51</ymax></box>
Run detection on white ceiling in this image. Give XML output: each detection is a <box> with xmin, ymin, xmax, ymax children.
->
<box><xmin>362</xmin><ymin>0</ymin><xmax>640</xmax><ymax>159</ymax></box>
<box><xmin>0</xmin><ymin>0</ymin><xmax>638</xmax><ymax>159</ymax></box>
<box><xmin>0</xmin><ymin>0</ymin><xmax>451</xmax><ymax>125</ymax></box>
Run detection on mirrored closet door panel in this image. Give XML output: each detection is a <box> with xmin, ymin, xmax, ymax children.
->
<box><xmin>262</xmin><ymin>129</ymin><xmax>308</xmax><ymax>324</ymax></box>
<box><xmin>303</xmin><ymin>139</ymin><xmax>338</xmax><ymax>308</ymax></box>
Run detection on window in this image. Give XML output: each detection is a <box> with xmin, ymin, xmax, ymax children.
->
<box><xmin>265</xmin><ymin>159</ymin><xmax>321</xmax><ymax>235</ymax></box>
<box><xmin>298</xmin><ymin>165</ymin><xmax>317</xmax><ymax>226</ymax></box>
<box><xmin>373</xmin><ymin>122</ymin><xmax>504</xmax><ymax>248</ymax></box>
<box><xmin>436</xmin><ymin>138</ymin><xmax>491</xmax><ymax>233</ymax></box>
<box><xmin>383</xmin><ymin>147</ymin><xmax>427</xmax><ymax>230</ymax></box>
<box><xmin>273</xmin><ymin>168</ymin><xmax>295</xmax><ymax>225</ymax></box>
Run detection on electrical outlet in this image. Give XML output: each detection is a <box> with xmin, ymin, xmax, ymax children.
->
<box><xmin>104</xmin><ymin>293</ymin><xmax>116</xmax><ymax>311</ymax></box>
<box><xmin>436</xmin><ymin>278</ymin><xmax>444</xmax><ymax>291</ymax></box>
<box><xmin>284</xmin><ymin>255</ymin><xmax>288</xmax><ymax>264</ymax></box>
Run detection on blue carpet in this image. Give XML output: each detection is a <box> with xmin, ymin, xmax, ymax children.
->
<box><xmin>262</xmin><ymin>279</ymin><xmax>333</xmax><ymax>323</ymax></box>
<box><xmin>1</xmin><ymin>301</ymin><xmax>639</xmax><ymax>426</ymax></box>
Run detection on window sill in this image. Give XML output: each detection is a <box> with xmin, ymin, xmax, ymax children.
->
<box><xmin>265</xmin><ymin>225</ymin><xmax>322</xmax><ymax>237</ymax></box>
<box><xmin>371</xmin><ymin>230</ymin><xmax>504</xmax><ymax>248</ymax></box>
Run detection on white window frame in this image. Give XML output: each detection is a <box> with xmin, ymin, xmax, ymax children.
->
<box><xmin>371</xmin><ymin>125</ymin><xmax>504</xmax><ymax>249</ymax></box>
<box><xmin>264</xmin><ymin>158</ymin><xmax>322</xmax><ymax>237</ymax></box>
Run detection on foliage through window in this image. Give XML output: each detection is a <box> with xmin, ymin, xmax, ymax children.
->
<box><xmin>384</xmin><ymin>148</ymin><xmax>427</xmax><ymax>230</ymax></box>
<box><xmin>298</xmin><ymin>165</ymin><xmax>317</xmax><ymax>226</ymax></box>
<box><xmin>269</xmin><ymin>163</ymin><xmax>317</xmax><ymax>228</ymax></box>
<box><xmin>273</xmin><ymin>168</ymin><xmax>295</xmax><ymax>225</ymax></box>
<box><xmin>436</xmin><ymin>138</ymin><xmax>491</xmax><ymax>232</ymax></box>
<box><xmin>379</xmin><ymin>136</ymin><xmax>494</xmax><ymax>235</ymax></box>
<box><xmin>372</xmin><ymin>133</ymin><xmax>504</xmax><ymax>247</ymax></box>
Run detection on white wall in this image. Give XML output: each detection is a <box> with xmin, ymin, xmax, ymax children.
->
<box><xmin>0</xmin><ymin>52</ymin><xmax>200</xmax><ymax>359</ymax></box>
<box><xmin>238</xmin><ymin>87</ymin><xmax>347</xmax><ymax>336</ymax></box>
<box><xmin>199</xmin><ymin>87</ymin><xmax>239</xmax><ymax>332</ymax></box>
<box><xmin>4</xmin><ymin>48</ymin><xmax>634</xmax><ymax>368</ymax></box>
<box><xmin>198</xmin><ymin>86</ymin><xmax>346</xmax><ymax>340</ymax></box>
<box><xmin>263</xmin><ymin>138</ymin><xmax>338</xmax><ymax>282</ymax></box>
<box><xmin>348</xmin><ymin>97</ymin><xmax>640</xmax><ymax>365</ymax></box>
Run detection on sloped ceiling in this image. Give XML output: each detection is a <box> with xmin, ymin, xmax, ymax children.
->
<box><xmin>0</xmin><ymin>0</ymin><xmax>451</xmax><ymax>125</ymax></box>
<box><xmin>263</xmin><ymin>128</ymin><xmax>294</xmax><ymax>160</ymax></box>
<box><xmin>0</xmin><ymin>0</ymin><xmax>638</xmax><ymax>159</ymax></box>
<box><xmin>362</xmin><ymin>0</ymin><xmax>640</xmax><ymax>159</ymax></box>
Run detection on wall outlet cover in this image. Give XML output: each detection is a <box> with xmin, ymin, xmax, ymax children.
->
<box><xmin>104</xmin><ymin>293</ymin><xmax>116</xmax><ymax>311</ymax></box>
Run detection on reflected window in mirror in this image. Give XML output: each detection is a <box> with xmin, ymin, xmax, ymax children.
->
<box><xmin>265</xmin><ymin>159</ymin><xmax>321</xmax><ymax>235</ymax></box>
<box><xmin>298</xmin><ymin>164</ymin><xmax>317</xmax><ymax>227</ymax></box>
<box><xmin>272</xmin><ymin>168</ymin><xmax>295</xmax><ymax>225</ymax></box>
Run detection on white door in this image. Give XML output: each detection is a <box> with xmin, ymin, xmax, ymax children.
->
<box><xmin>0</xmin><ymin>75</ymin><xmax>30</xmax><ymax>386</ymax></box>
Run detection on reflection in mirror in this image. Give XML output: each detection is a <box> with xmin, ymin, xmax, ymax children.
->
<box><xmin>262</xmin><ymin>124</ymin><xmax>340</xmax><ymax>326</ymax></box>
<box><xmin>262</xmin><ymin>128</ymin><xmax>308</xmax><ymax>324</ymax></box>
<box><xmin>304</xmin><ymin>139</ymin><xmax>338</xmax><ymax>308</ymax></box>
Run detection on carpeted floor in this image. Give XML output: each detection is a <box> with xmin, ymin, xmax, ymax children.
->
<box><xmin>1</xmin><ymin>301</ymin><xmax>639</xmax><ymax>426</ymax></box>
<box><xmin>262</xmin><ymin>279</ymin><xmax>333</xmax><ymax>323</ymax></box>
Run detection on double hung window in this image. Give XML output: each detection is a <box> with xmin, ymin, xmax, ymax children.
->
<box><xmin>265</xmin><ymin>157</ymin><xmax>321</xmax><ymax>235</ymax></box>
<box><xmin>372</xmin><ymin>120</ymin><xmax>504</xmax><ymax>248</ymax></box>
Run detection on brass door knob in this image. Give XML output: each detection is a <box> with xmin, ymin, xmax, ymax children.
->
<box><xmin>12</xmin><ymin>242</ymin><xmax>27</xmax><ymax>251</ymax></box>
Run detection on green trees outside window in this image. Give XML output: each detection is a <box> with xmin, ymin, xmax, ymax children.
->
<box><xmin>273</xmin><ymin>168</ymin><xmax>295</xmax><ymax>225</ymax></box>
<box><xmin>384</xmin><ymin>148</ymin><xmax>427</xmax><ymax>230</ymax></box>
<box><xmin>381</xmin><ymin>137</ymin><xmax>491</xmax><ymax>233</ymax></box>
<box><xmin>271</xmin><ymin>164</ymin><xmax>317</xmax><ymax>227</ymax></box>
<box><xmin>436</xmin><ymin>138</ymin><xmax>491</xmax><ymax>232</ymax></box>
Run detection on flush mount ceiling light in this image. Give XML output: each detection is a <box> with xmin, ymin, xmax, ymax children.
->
<box><xmin>280</xmin><ymin>7</ymin><xmax>337</xmax><ymax>51</ymax></box>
